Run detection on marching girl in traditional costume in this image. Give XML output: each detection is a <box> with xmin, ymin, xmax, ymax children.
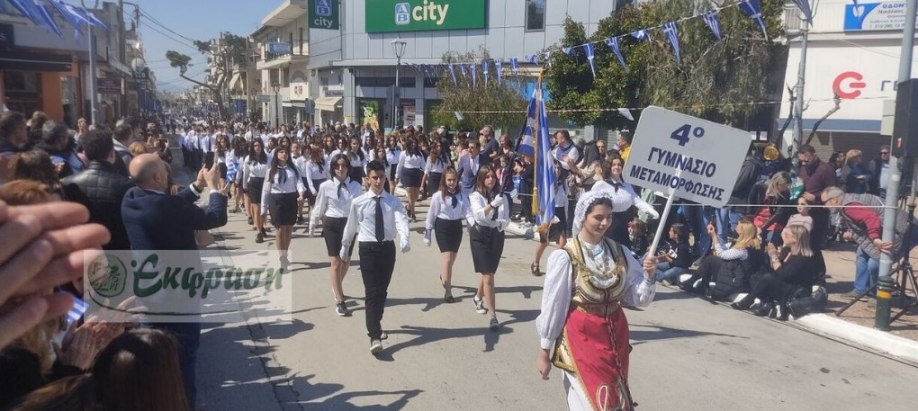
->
<box><xmin>536</xmin><ymin>190</ymin><xmax>657</xmax><ymax>411</ymax></box>
<box><xmin>467</xmin><ymin>165</ymin><xmax>510</xmax><ymax>330</ymax></box>
<box><xmin>311</xmin><ymin>153</ymin><xmax>365</xmax><ymax>317</ymax></box>
<box><xmin>423</xmin><ymin>167</ymin><xmax>468</xmax><ymax>303</ymax></box>
<box><xmin>396</xmin><ymin>136</ymin><xmax>426</xmax><ymax>222</ymax></box>
<box><xmin>243</xmin><ymin>139</ymin><xmax>269</xmax><ymax>243</ymax></box>
<box><xmin>261</xmin><ymin>146</ymin><xmax>306</xmax><ymax>266</ymax></box>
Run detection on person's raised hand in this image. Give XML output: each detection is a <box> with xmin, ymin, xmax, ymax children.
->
<box><xmin>0</xmin><ymin>201</ymin><xmax>110</xmax><ymax>350</ymax></box>
<box><xmin>204</xmin><ymin>163</ymin><xmax>221</xmax><ymax>190</ymax></box>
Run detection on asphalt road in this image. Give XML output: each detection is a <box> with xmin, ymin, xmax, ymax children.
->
<box><xmin>193</xmin><ymin>197</ymin><xmax>918</xmax><ymax>411</ymax></box>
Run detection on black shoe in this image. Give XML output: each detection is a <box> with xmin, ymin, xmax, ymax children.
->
<box><xmin>731</xmin><ymin>296</ymin><xmax>754</xmax><ymax>311</ymax></box>
<box><xmin>753</xmin><ymin>302</ymin><xmax>774</xmax><ymax>317</ymax></box>
<box><xmin>248</xmin><ymin>216</ymin><xmax>254</xmax><ymax>225</ymax></box>
<box><xmin>297</xmin><ymin>216</ymin><xmax>305</xmax><ymax>225</ymax></box>
<box><xmin>256</xmin><ymin>233</ymin><xmax>264</xmax><ymax>243</ymax></box>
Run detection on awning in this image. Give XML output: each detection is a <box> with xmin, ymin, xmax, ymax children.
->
<box><xmin>315</xmin><ymin>96</ymin><xmax>341</xmax><ymax>111</ymax></box>
<box><xmin>229</xmin><ymin>72</ymin><xmax>242</xmax><ymax>90</ymax></box>
<box><xmin>0</xmin><ymin>51</ymin><xmax>72</xmax><ymax>72</ymax></box>
<box><xmin>282</xmin><ymin>101</ymin><xmax>307</xmax><ymax>108</ymax></box>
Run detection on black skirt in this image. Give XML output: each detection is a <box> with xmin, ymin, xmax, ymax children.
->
<box><xmin>469</xmin><ymin>224</ymin><xmax>505</xmax><ymax>274</ymax></box>
<box><xmin>401</xmin><ymin>168</ymin><xmax>423</xmax><ymax>188</ymax></box>
<box><xmin>323</xmin><ymin>217</ymin><xmax>355</xmax><ymax>258</ymax></box>
<box><xmin>269</xmin><ymin>192</ymin><xmax>298</xmax><ymax>226</ymax></box>
<box><xmin>246</xmin><ymin>177</ymin><xmax>265</xmax><ymax>204</ymax></box>
<box><xmin>539</xmin><ymin>207</ymin><xmax>567</xmax><ymax>244</ymax></box>
<box><xmin>307</xmin><ymin>178</ymin><xmax>326</xmax><ymax>205</ymax></box>
<box><xmin>434</xmin><ymin>218</ymin><xmax>463</xmax><ymax>252</ymax></box>
<box><xmin>389</xmin><ymin>164</ymin><xmax>398</xmax><ymax>181</ymax></box>
<box><xmin>605</xmin><ymin>208</ymin><xmax>635</xmax><ymax>249</ymax></box>
<box><xmin>427</xmin><ymin>172</ymin><xmax>442</xmax><ymax>197</ymax></box>
<box><xmin>218</xmin><ymin>163</ymin><xmax>228</xmax><ymax>180</ymax></box>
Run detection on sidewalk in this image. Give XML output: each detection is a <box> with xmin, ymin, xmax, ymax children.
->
<box><xmin>392</xmin><ymin>186</ymin><xmax>918</xmax><ymax>365</ymax></box>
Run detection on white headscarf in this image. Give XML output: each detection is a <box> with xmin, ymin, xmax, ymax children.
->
<box><xmin>571</xmin><ymin>190</ymin><xmax>618</xmax><ymax>237</ymax></box>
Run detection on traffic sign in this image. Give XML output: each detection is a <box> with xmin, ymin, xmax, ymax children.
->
<box><xmin>623</xmin><ymin>106</ymin><xmax>749</xmax><ymax>208</ymax></box>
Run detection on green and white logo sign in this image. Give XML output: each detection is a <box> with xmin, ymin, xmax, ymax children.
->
<box><xmin>84</xmin><ymin>250</ymin><xmax>294</xmax><ymax>324</ymax></box>
<box><xmin>365</xmin><ymin>0</ymin><xmax>487</xmax><ymax>33</ymax></box>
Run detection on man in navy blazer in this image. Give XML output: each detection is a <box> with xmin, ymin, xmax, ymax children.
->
<box><xmin>457</xmin><ymin>138</ymin><xmax>491</xmax><ymax>196</ymax></box>
<box><xmin>121</xmin><ymin>153</ymin><xmax>228</xmax><ymax>408</ymax></box>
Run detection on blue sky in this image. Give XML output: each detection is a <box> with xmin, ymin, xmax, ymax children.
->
<box><xmin>123</xmin><ymin>0</ymin><xmax>280</xmax><ymax>93</ymax></box>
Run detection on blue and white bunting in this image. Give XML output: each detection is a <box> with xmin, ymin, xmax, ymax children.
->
<box><xmin>792</xmin><ymin>0</ymin><xmax>813</xmax><ymax>24</ymax></box>
<box><xmin>605</xmin><ymin>37</ymin><xmax>627</xmax><ymax>71</ymax></box>
<box><xmin>525</xmin><ymin>54</ymin><xmax>538</xmax><ymax>65</ymax></box>
<box><xmin>495</xmin><ymin>59</ymin><xmax>502</xmax><ymax>84</ymax></box>
<box><xmin>662</xmin><ymin>21</ymin><xmax>681</xmax><ymax>64</ymax></box>
<box><xmin>583</xmin><ymin>43</ymin><xmax>596</xmax><ymax>79</ymax></box>
<box><xmin>482</xmin><ymin>60</ymin><xmax>489</xmax><ymax>86</ymax></box>
<box><xmin>631</xmin><ymin>28</ymin><xmax>649</xmax><ymax>41</ymax></box>
<box><xmin>34</xmin><ymin>2</ymin><xmax>64</xmax><ymax>37</ymax></box>
<box><xmin>448</xmin><ymin>64</ymin><xmax>457</xmax><ymax>85</ymax></box>
<box><xmin>739</xmin><ymin>0</ymin><xmax>768</xmax><ymax>38</ymax></box>
<box><xmin>702</xmin><ymin>11</ymin><xmax>722</xmax><ymax>40</ymax></box>
<box><xmin>459</xmin><ymin>63</ymin><xmax>468</xmax><ymax>78</ymax></box>
<box><xmin>510</xmin><ymin>57</ymin><xmax>519</xmax><ymax>75</ymax></box>
<box><xmin>470</xmin><ymin>64</ymin><xmax>477</xmax><ymax>86</ymax></box>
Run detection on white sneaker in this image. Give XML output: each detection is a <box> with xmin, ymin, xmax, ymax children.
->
<box><xmin>370</xmin><ymin>339</ymin><xmax>383</xmax><ymax>355</ymax></box>
<box><xmin>473</xmin><ymin>296</ymin><xmax>487</xmax><ymax>315</ymax></box>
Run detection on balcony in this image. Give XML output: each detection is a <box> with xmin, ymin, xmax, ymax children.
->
<box><xmin>261</xmin><ymin>0</ymin><xmax>307</xmax><ymax>27</ymax></box>
<box><xmin>784</xmin><ymin>5</ymin><xmax>805</xmax><ymax>36</ymax></box>
<box><xmin>256</xmin><ymin>44</ymin><xmax>309</xmax><ymax>70</ymax></box>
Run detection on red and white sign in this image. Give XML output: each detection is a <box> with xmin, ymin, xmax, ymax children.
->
<box><xmin>781</xmin><ymin>43</ymin><xmax>915</xmax><ymax>123</ymax></box>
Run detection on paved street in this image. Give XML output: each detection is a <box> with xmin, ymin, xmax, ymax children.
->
<box><xmin>193</xmin><ymin>197</ymin><xmax>918</xmax><ymax>411</ymax></box>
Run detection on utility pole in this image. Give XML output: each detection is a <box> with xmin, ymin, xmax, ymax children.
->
<box><xmin>82</xmin><ymin>0</ymin><xmax>100</xmax><ymax>127</ymax></box>
<box><xmin>875</xmin><ymin>0</ymin><xmax>917</xmax><ymax>330</ymax></box>
<box><xmin>790</xmin><ymin>7</ymin><xmax>810</xmax><ymax>162</ymax></box>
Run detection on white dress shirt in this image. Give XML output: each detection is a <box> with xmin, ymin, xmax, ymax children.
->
<box><xmin>304</xmin><ymin>159</ymin><xmax>330</xmax><ymax>193</ymax></box>
<box><xmin>293</xmin><ymin>156</ymin><xmax>309</xmax><ymax>177</ymax></box>
<box><xmin>424</xmin><ymin>157</ymin><xmax>449</xmax><ymax>174</ymax></box>
<box><xmin>310</xmin><ymin>178</ymin><xmax>364</xmax><ymax>226</ymax></box>
<box><xmin>425</xmin><ymin>190</ymin><xmax>470</xmax><ymax>231</ymax></box>
<box><xmin>468</xmin><ymin>191</ymin><xmax>510</xmax><ymax>231</ymax></box>
<box><xmin>242</xmin><ymin>157</ymin><xmax>268</xmax><ymax>190</ymax></box>
<box><xmin>536</xmin><ymin>239</ymin><xmax>655</xmax><ymax>350</ymax></box>
<box><xmin>591</xmin><ymin>179</ymin><xmax>659</xmax><ymax>218</ymax></box>
<box><xmin>396</xmin><ymin>152</ymin><xmax>426</xmax><ymax>178</ymax></box>
<box><xmin>386</xmin><ymin>148</ymin><xmax>402</xmax><ymax>166</ymax></box>
<box><xmin>340</xmin><ymin>190</ymin><xmax>411</xmax><ymax>254</ymax></box>
<box><xmin>260</xmin><ymin>165</ymin><xmax>306</xmax><ymax>214</ymax></box>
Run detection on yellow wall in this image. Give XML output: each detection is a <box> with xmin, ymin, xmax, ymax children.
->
<box><xmin>40</xmin><ymin>72</ymin><xmax>62</xmax><ymax>121</ymax></box>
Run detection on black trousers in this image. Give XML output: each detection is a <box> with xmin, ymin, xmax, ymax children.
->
<box><xmin>741</xmin><ymin>272</ymin><xmax>800</xmax><ymax>306</ymax></box>
<box><xmin>360</xmin><ymin>241</ymin><xmax>396</xmax><ymax>340</ymax></box>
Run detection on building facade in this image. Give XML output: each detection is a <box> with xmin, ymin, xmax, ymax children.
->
<box><xmin>780</xmin><ymin>0</ymin><xmax>917</xmax><ymax>158</ymax></box>
<box><xmin>253</xmin><ymin>0</ymin><xmax>312</xmax><ymax>128</ymax></box>
<box><xmin>308</xmin><ymin>0</ymin><xmax>619</xmax><ymax>135</ymax></box>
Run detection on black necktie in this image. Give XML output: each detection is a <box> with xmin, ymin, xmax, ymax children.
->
<box><xmin>374</xmin><ymin>196</ymin><xmax>385</xmax><ymax>242</ymax></box>
<box><xmin>610</xmin><ymin>181</ymin><xmax>622</xmax><ymax>192</ymax></box>
<box><xmin>338</xmin><ymin>181</ymin><xmax>347</xmax><ymax>198</ymax></box>
<box><xmin>449</xmin><ymin>193</ymin><xmax>459</xmax><ymax>208</ymax></box>
<box><xmin>278</xmin><ymin>166</ymin><xmax>287</xmax><ymax>184</ymax></box>
<box><xmin>490</xmin><ymin>195</ymin><xmax>499</xmax><ymax>221</ymax></box>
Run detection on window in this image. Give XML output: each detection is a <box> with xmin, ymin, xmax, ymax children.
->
<box><xmin>288</xmin><ymin>32</ymin><xmax>294</xmax><ymax>53</ymax></box>
<box><xmin>355</xmin><ymin>77</ymin><xmax>416</xmax><ymax>88</ymax></box>
<box><xmin>526</xmin><ymin>0</ymin><xmax>546</xmax><ymax>31</ymax></box>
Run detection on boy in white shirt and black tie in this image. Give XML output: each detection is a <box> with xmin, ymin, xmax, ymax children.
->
<box><xmin>340</xmin><ymin>160</ymin><xmax>411</xmax><ymax>355</ymax></box>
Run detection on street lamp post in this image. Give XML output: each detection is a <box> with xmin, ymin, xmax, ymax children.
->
<box><xmin>82</xmin><ymin>0</ymin><xmax>101</xmax><ymax>127</ymax></box>
<box><xmin>272</xmin><ymin>82</ymin><xmax>281</xmax><ymax>128</ymax></box>
<box><xmin>391</xmin><ymin>38</ymin><xmax>407</xmax><ymax>130</ymax></box>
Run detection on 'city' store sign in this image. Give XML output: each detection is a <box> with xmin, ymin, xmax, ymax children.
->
<box><xmin>365</xmin><ymin>0</ymin><xmax>487</xmax><ymax>33</ymax></box>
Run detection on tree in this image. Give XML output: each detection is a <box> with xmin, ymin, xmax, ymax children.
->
<box><xmin>166</xmin><ymin>32</ymin><xmax>248</xmax><ymax>118</ymax></box>
<box><xmin>434</xmin><ymin>50</ymin><xmax>528</xmax><ymax>130</ymax></box>
<box><xmin>545</xmin><ymin>0</ymin><xmax>786</xmax><ymax>129</ymax></box>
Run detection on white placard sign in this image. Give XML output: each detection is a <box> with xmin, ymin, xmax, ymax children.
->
<box><xmin>624</xmin><ymin>106</ymin><xmax>750</xmax><ymax>208</ymax></box>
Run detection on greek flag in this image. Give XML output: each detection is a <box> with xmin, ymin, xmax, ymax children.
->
<box><xmin>530</xmin><ymin>73</ymin><xmax>555</xmax><ymax>227</ymax></box>
<box><xmin>702</xmin><ymin>11</ymin><xmax>722</xmax><ymax>40</ymax></box>
<box><xmin>792</xmin><ymin>0</ymin><xmax>813</xmax><ymax>23</ymax></box>
<box><xmin>605</xmin><ymin>37</ymin><xmax>627</xmax><ymax>70</ymax></box>
<box><xmin>739</xmin><ymin>0</ymin><xmax>769</xmax><ymax>38</ymax></box>
<box><xmin>662</xmin><ymin>21</ymin><xmax>681</xmax><ymax>64</ymax></box>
